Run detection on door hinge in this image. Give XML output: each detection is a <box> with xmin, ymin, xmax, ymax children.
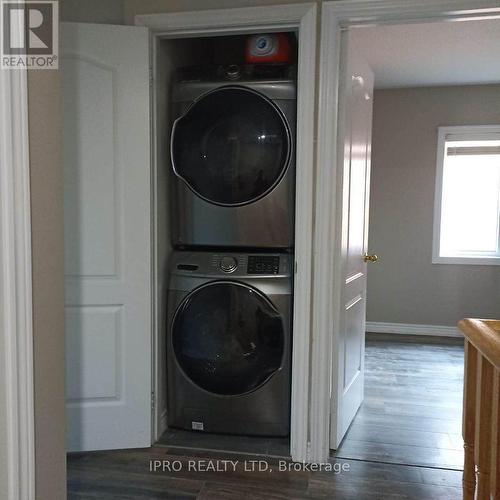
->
<box><xmin>151</xmin><ymin>391</ymin><xmax>155</xmax><ymax>410</ymax></box>
<box><xmin>149</xmin><ymin>68</ymin><xmax>154</xmax><ymax>87</ymax></box>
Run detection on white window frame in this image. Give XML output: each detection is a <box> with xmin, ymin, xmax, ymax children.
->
<box><xmin>432</xmin><ymin>124</ymin><xmax>500</xmax><ymax>265</ymax></box>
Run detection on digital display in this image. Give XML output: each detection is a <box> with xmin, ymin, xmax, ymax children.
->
<box><xmin>247</xmin><ymin>256</ymin><xmax>280</xmax><ymax>275</ymax></box>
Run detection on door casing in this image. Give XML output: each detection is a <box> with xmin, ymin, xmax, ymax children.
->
<box><xmin>136</xmin><ymin>3</ymin><xmax>317</xmax><ymax>463</ymax></box>
<box><xmin>0</xmin><ymin>50</ymin><xmax>35</xmax><ymax>500</ymax></box>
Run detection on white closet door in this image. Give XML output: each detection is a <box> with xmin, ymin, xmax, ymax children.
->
<box><xmin>61</xmin><ymin>22</ymin><xmax>151</xmax><ymax>452</ymax></box>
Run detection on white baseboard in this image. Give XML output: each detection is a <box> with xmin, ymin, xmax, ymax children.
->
<box><xmin>366</xmin><ymin>321</ymin><xmax>462</xmax><ymax>338</ymax></box>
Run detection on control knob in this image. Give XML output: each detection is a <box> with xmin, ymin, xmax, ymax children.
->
<box><xmin>220</xmin><ymin>256</ymin><xmax>238</xmax><ymax>273</ymax></box>
<box><xmin>224</xmin><ymin>64</ymin><xmax>241</xmax><ymax>80</ymax></box>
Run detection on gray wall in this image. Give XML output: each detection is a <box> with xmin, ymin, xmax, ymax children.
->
<box><xmin>28</xmin><ymin>69</ymin><xmax>67</xmax><ymax>500</ymax></box>
<box><xmin>60</xmin><ymin>0</ymin><xmax>125</xmax><ymax>24</ymax></box>
<box><xmin>60</xmin><ymin>0</ymin><xmax>319</xmax><ymax>25</ymax></box>
<box><xmin>367</xmin><ymin>85</ymin><xmax>500</xmax><ymax>327</ymax></box>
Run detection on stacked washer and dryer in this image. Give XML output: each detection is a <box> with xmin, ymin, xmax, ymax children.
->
<box><xmin>167</xmin><ymin>55</ymin><xmax>297</xmax><ymax>437</ymax></box>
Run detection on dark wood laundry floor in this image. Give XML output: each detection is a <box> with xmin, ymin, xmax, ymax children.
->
<box><xmin>67</xmin><ymin>335</ymin><xmax>464</xmax><ymax>499</ymax></box>
<box><xmin>157</xmin><ymin>428</ymin><xmax>290</xmax><ymax>458</ymax></box>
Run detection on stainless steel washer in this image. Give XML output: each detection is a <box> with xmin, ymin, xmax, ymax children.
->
<box><xmin>170</xmin><ymin>80</ymin><xmax>296</xmax><ymax>249</ymax></box>
<box><xmin>167</xmin><ymin>250</ymin><xmax>292</xmax><ymax>436</ymax></box>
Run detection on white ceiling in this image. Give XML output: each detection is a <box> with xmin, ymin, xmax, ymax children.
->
<box><xmin>351</xmin><ymin>19</ymin><xmax>500</xmax><ymax>89</ymax></box>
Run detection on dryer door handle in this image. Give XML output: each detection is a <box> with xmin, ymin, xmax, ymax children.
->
<box><xmin>170</xmin><ymin>115</ymin><xmax>187</xmax><ymax>182</ymax></box>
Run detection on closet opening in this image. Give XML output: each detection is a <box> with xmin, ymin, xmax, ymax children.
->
<box><xmin>152</xmin><ymin>32</ymin><xmax>299</xmax><ymax>458</ymax></box>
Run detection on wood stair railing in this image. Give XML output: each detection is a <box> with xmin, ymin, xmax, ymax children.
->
<box><xmin>459</xmin><ymin>318</ymin><xmax>500</xmax><ymax>500</ymax></box>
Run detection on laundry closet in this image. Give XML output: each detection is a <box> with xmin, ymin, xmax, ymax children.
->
<box><xmin>154</xmin><ymin>32</ymin><xmax>298</xmax><ymax>451</ymax></box>
<box><xmin>61</xmin><ymin>20</ymin><xmax>303</xmax><ymax>457</ymax></box>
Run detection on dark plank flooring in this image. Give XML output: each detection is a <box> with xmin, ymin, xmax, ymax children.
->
<box><xmin>67</xmin><ymin>336</ymin><xmax>465</xmax><ymax>499</ymax></box>
<box><xmin>157</xmin><ymin>428</ymin><xmax>290</xmax><ymax>458</ymax></box>
<box><xmin>334</xmin><ymin>335</ymin><xmax>464</xmax><ymax>470</ymax></box>
<box><xmin>68</xmin><ymin>447</ymin><xmax>462</xmax><ymax>499</ymax></box>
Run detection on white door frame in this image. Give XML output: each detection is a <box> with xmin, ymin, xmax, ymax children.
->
<box><xmin>312</xmin><ymin>0</ymin><xmax>500</xmax><ymax>461</ymax></box>
<box><xmin>135</xmin><ymin>3</ymin><xmax>317</xmax><ymax>463</ymax></box>
<box><xmin>0</xmin><ymin>54</ymin><xmax>35</xmax><ymax>500</ymax></box>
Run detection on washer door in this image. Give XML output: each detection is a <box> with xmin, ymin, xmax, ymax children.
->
<box><xmin>172</xmin><ymin>282</ymin><xmax>285</xmax><ymax>396</ymax></box>
<box><xmin>171</xmin><ymin>86</ymin><xmax>291</xmax><ymax>206</ymax></box>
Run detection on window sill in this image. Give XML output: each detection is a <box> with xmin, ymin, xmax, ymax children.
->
<box><xmin>432</xmin><ymin>256</ymin><xmax>500</xmax><ymax>266</ymax></box>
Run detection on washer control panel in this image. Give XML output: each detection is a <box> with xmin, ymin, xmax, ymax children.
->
<box><xmin>247</xmin><ymin>255</ymin><xmax>280</xmax><ymax>275</ymax></box>
<box><xmin>178</xmin><ymin>253</ymin><xmax>290</xmax><ymax>277</ymax></box>
<box><xmin>219</xmin><ymin>256</ymin><xmax>238</xmax><ymax>273</ymax></box>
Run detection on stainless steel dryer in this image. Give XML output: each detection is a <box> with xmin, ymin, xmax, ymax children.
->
<box><xmin>170</xmin><ymin>79</ymin><xmax>296</xmax><ymax>248</ymax></box>
<box><xmin>167</xmin><ymin>250</ymin><xmax>292</xmax><ymax>436</ymax></box>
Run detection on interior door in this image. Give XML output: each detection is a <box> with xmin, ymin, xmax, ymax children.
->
<box><xmin>61</xmin><ymin>23</ymin><xmax>151</xmax><ymax>452</ymax></box>
<box><xmin>330</xmin><ymin>32</ymin><xmax>374</xmax><ymax>448</ymax></box>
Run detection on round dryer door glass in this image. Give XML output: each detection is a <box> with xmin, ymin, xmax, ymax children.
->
<box><xmin>171</xmin><ymin>86</ymin><xmax>291</xmax><ymax>206</ymax></box>
<box><xmin>172</xmin><ymin>282</ymin><xmax>285</xmax><ymax>396</ymax></box>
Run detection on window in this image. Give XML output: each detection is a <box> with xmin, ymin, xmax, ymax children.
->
<box><xmin>433</xmin><ymin>126</ymin><xmax>500</xmax><ymax>265</ymax></box>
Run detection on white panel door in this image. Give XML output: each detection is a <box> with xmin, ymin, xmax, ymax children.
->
<box><xmin>61</xmin><ymin>22</ymin><xmax>151</xmax><ymax>452</ymax></box>
<box><xmin>331</xmin><ymin>32</ymin><xmax>374</xmax><ymax>448</ymax></box>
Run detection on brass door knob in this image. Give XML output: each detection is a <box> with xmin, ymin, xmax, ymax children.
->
<box><xmin>363</xmin><ymin>254</ymin><xmax>378</xmax><ymax>263</ymax></box>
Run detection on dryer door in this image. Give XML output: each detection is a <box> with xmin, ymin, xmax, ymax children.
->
<box><xmin>172</xmin><ymin>281</ymin><xmax>285</xmax><ymax>396</ymax></box>
<box><xmin>171</xmin><ymin>86</ymin><xmax>291</xmax><ymax>206</ymax></box>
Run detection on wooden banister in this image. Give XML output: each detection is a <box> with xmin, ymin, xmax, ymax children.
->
<box><xmin>459</xmin><ymin>318</ymin><xmax>500</xmax><ymax>500</ymax></box>
<box><xmin>459</xmin><ymin>319</ymin><xmax>500</xmax><ymax>370</ymax></box>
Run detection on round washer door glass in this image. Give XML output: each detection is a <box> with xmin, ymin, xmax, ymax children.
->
<box><xmin>172</xmin><ymin>282</ymin><xmax>285</xmax><ymax>396</ymax></box>
<box><xmin>172</xmin><ymin>86</ymin><xmax>291</xmax><ymax>206</ymax></box>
